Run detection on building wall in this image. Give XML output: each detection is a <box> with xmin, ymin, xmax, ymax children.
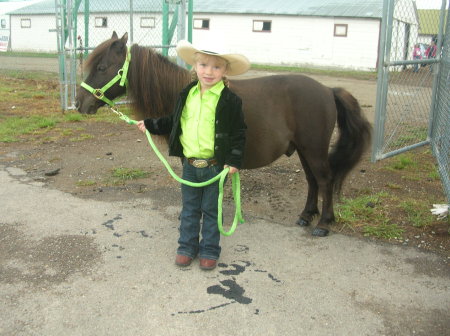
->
<box><xmin>191</xmin><ymin>14</ymin><xmax>381</xmax><ymax>70</ymax></box>
<box><xmin>9</xmin><ymin>12</ymin><xmax>382</xmax><ymax>70</ymax></box>
<box><xmin>10</xmin><ymin>14</ymin><xmax>56</xmax><ymax>51</ymax></box>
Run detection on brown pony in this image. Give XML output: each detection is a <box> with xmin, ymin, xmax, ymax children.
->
<box><xmin>76</xmin><ymin>32</ymin><xmax>372</xmax><ymax>237</ymax></box>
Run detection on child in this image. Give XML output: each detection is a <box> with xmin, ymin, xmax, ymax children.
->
<box><xmin>412</xmin><ymin>44</ymin><xmax>421</xmax><ymax>73</ymax></box>
<box><xmin>137</xmin><ymin>40</ymin><xmax>250</xmax><ymax>270</ymax></box>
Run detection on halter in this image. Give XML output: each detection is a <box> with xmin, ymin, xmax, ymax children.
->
<box><xmin>80</xmin><ymin>47</ymin><xmax>131</xmax><ymax>107</ymax></box>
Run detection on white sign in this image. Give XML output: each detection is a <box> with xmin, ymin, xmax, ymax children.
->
<box><xmin>0</xmin><ymin>34</ymin><xmax>9</xmax><ymax>52</ymax></box>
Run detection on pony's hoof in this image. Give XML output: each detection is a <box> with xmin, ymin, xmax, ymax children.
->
<box><xmin>296</xmin><ymin>218</ymin><xmax>310</xmax><ymax>227</ymax></box>
<box><xmin>312</xmin><ymin>227</ymin><xmax>329</xmax><ymax>237</ymax></box>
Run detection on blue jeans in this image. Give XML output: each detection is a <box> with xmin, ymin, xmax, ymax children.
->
<box><xmin>177</xmin><ymin>161</ymin><xmax>222</xmax><ymax>260</ymax></box>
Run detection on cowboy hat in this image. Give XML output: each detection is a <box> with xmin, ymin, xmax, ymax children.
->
<box><xmin>176</xmin><ymin>40</ymin><xmax>250</xmax><ymax>76</ymax></box>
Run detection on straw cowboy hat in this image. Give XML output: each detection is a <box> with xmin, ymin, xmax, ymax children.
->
<box><xmin>176</xmin><ymin>40</ymin><xmax>250</xmax><ymax>76</ymax></box>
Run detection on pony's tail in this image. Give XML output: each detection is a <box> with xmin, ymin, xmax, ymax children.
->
<box><xmin>330</xmin><ymin>88</ymin><xmax>372</xmax><ymax>194</ymax></box>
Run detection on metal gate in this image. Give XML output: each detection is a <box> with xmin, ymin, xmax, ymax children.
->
<box><xmin>373</xmin><ymin>0</ymin><xmax>450</xmax><ymax>203</ymax></box>
<box><xmin>55</xmin><ymin>0</ymin><xmax>193</xmax><ymax>111</ymax></box>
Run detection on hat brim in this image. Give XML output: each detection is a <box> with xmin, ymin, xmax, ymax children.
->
<box><xmin>176</xmin><ymin>40</ymin><xmax>250</xmax><ymax>76</ymax></box>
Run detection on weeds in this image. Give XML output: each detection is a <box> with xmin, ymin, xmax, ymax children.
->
<box><xmin>363</xmin><ymin>222</ymin><xmax>404</xmax><ymax>239</ymax></box>
<box><xmin>336</xmin><ymin>192</ymin><xmax>406</xmax><ymax>240</ymax></box>
<box><xmin>0</xmin><ymin>115</ymin><xmax>58</xmax><ymax>142</ymax></box>
<box><xmin>400</xmin><ymin>200</ymin><xmax>434</xmax><ymax>228</ymax></box>
<box><xmin>111</xmin><ymin>167</ymin><xmax>149</xmax><ymax>181</ymax></box>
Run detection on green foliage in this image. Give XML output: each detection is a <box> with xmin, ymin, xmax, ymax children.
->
<box><xmin>0</xmin><ymin>51</ymin><xmax>58</xmax><ymax>58</ymax></box>
<box><xmin>251</xmin><ymin>64</ymin><xmax>377</xmax><ymax>80</ymax></box>
<box><xmin>0</xmin><ymin>115</ymin><xmax>58</xmax><ymax>142</ymax></box>
<box><xmin>387</xmin><ymin>153</ymin><xmax>416</xmax><ymax>170</ymax></box>
<box><xmin>400</xmin><ymin>200</ymin><xmax>434</xmax><ymax>228</ymax></box>
<box><xmin>363</xmin><ymin>222</ymin><xmax>404</xmax><ymax>239</ymax></box>
<box><xmin>76</xmin><ymin>180</ymin><xmax>97</xmax><ymax>187</ymax></box>
<box><xmin>111</xmin><ymin>167</ymin><xmax>149</xmax><ymax>181</ymax></box>
<box><xmin>64</xmin><ymin>113</ymin><xmax>84</xmax><ymax>122</ymax></box>
<box><xmin>337</xmin><ymin>192</ymin><xmax>406</xmax><ymax>240</ymax></box>
<box><xmin>336</xmin><ymin>192</ymin><xmax>389</xmax><ymax>225</ymax></box>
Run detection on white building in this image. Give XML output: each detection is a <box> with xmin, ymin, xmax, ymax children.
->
<box><xmin>0</xmin><ymin>0</ymin><xmax>42</xmax><ymax>51</ymax></box>
<box><xmin>6</xmin><ymin>0</ymin><xmax>420</xmax><ymax>71</ymax></box>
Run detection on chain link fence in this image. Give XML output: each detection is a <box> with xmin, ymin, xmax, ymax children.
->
<box><xmin>431</xmin><ymin>8</ymin><xmax>450</xmax><ymax>205</ymax></box>
<box><xmin>373</xmin><ymin>0</ymin><xmax>449</xmax><ymax>203</ymax></box>
<box><xmin>54</xmin><ymin>0</ymin><xmax>188</xmax><ymax>110</ymax></box>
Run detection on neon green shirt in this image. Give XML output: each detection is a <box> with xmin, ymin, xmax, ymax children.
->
<box><xmin>180</xmin><ymin>80</ymin><xmax>224</xmax><ymax>159</ymax></box>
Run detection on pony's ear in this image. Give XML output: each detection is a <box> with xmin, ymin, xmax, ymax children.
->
<box><xmin>111</xmin><ymin>31</ymin><xmax>118</xmax><ymax>39</ymax></box>
<box><xmin>120</xmin><ymin>33</ymin><xmax>128</xmax><ymax>45</ymax></box>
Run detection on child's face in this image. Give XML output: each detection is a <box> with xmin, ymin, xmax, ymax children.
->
<box><xmin>193</xmin><ymin>54</ymin><xmax>228</xmax><ymax>91</ymax></box>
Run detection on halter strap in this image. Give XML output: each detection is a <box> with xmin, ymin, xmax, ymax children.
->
<box><xmin>80</xmin><ymin>47</ymin><xmax>131</xmax><ymax>107</ymax></box>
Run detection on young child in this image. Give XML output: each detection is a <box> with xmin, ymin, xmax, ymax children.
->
<box><xmin>137</xmin><ymin>40</ymin><xmax>250</xmax><ymax>270</ymax></box>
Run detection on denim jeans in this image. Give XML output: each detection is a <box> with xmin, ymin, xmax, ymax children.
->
<box><xmin>177</xmin><ymin>161</ymin><xmax>222</xmax><ymax>260</ymax></box>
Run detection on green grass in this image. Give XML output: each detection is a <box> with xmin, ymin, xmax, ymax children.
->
<box><xmin>251</xmin><ymin>63</ymin><xmax>377</xmax><ymax>81</ymax></box>
<box><xmin>336</xmin><ymin>192</ymin><xmax>406</xmax><ymax>239</ymax></box>
<box><xmin>336</xmin><ymin>192</ymin><xmax>389</xmax><ymax>225</ymax></box>
<box><xmin>0</xmin><ymin>115</ymin><xmax>59</xmax><ymax>142</ymax></box>
<box><xmin>384</xmin><ymin>152</ymin><xmax>441</xmax><ymax>183</ymax></box>
<box><xmin>400</xmin><ymin>200</ymin><xmax>434</xmax><ymax>228</ymax></box>
<box><xmin>386</xmin><ymin>153</ymin><xmax>416</xmax><ymax>170</ymax></box>
<box><xmin>0</xmin><ymin>69</ymin><xmax>58</xmax><ymax>81</ymax></box>
<box><xmin>0</xmin><ymin>51</ymin><xmax>58</xmax><ymax>58</ymax></box>
<box><xmin>64</xmin><ymin>113</ymin><xmax>84</xmax><ymax>122</ymax></box>
<box><xmin>76</xmin><ymin>180</ymin><xmax>97</xmax><ymax>187</ymax></box>
<box><xmin>363</xmin><ymin>222</ymin><xmax>404</xmax><ymax>239</ymax></box>
<box><xmin>111</xmin><ymin>167</ymin><xmax>149</xmax><ymax>180</ymax></box>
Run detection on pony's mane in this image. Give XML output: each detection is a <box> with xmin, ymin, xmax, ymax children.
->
<box><xmin>128</xmin><ymin>44</ymin><xmax>191</xmax><ymax>119</ymax></box>
<box><xmin>84</xmin><ymin>38</ymin><xmax>115</xmax><ymax>72</ymax></box>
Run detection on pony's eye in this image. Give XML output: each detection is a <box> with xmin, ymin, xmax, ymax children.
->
<box><xmin>97</xmin><ymin>64</ymin><xmax>107</xmax><ymax>72</ymax></box>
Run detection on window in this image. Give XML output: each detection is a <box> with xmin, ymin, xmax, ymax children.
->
<box><xmin>253</xmin><ymin>20</ymin><xmax>271</xmax><ymax>32</ymax></box>
<box><xmin>140</xmin><ymin>17</ymin><xmax>155</xmax><ymax>28</ymax></box>
<box><xmin>193</xmin><ymin>18</ymin><xmax>209</xmax><ymax>30</ymax></box>
<box><xmin>20</xmin><ymin>18</ymin><xmax>31</xmax><ymax>28</ymax></box>
<box><xmin>95</xmin><ymin>17</ymin><xmax>108</xmax><ymax>28</ymax></box>
<box><xmin>334</xmin><ymin>24</ymin><xmax>348</xmax><ymax>37</ymax></box>
<box><xmin>1</xmin><ymin>19</ymin><xmax>6</xmax><ymax>29</ymax></box>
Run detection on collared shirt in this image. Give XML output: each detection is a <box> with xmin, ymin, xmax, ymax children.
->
<box><xmin>180</xmin><ymin>80</ymin><xmax>224</xmax><ymax>159</ymax></box>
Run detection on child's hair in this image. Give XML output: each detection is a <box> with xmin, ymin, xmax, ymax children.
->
<box><xmin>191</xmin><ymin>53</ymin><xmax>230</xmax><ymax>87</ymax></box>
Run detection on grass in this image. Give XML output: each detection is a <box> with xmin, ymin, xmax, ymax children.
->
<box><xmin>336</xmin><ymin>191</ymin><xmax>431</xmax><ymax>240</ymax></box>
<box><xmin>400</xmin><ymin>200</ymin><xmax>435</xmax><ymax>228</ymax></box>
<box><xmin>384</xmin><ymin>152</ymin><xmax>441</xmax><ymax>183</ymax></box>
<box><xmin>76</xmin><ymin>180</ymin><xmax>97</xmax><ymax>187</ymax></box>
<box><xmin>363</xmin><ymin>222</ymin><xmax>405</xmax><ymax>239</ymax></box>
<box><xmin>0</xmin><ymin>69</ymin><xmax>58</xmax><ymax>81</ymax></box>
<box><xmin>0</xmin><ymin>115</ymin><xmax>58</xmax><ymax>142</ymax></box>
<box><xmin>251</xmin><ymin>63</ymin><xmax>378</xmax><ymax>81</ymax></box>
<box><xmin>111</xmin><ymin>167</ymin><xmax>149</xmax><ymax>180</ymax></box>
<box><xmin>0</xmin><ymin>51</ymin><xmax>58</xmax><ymax>58</ymax></box>
<box><xmin>386</xmin><ymin>153</ymin><xmax>416</xmax><ymax>170</ymax></box>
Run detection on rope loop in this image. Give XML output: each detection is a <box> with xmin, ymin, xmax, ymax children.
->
<box><xmin>113</xmin><ymin>108</ymin><xmax>244</xmax><ymax>236</ymax></box>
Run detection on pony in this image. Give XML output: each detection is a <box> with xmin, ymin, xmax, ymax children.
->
<box><xmin>76</xmin><ymin>32</ymin><xmax>372</xmax><ymax>237</ymax></box>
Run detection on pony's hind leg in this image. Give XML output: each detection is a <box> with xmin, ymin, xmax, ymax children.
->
<box><xmin>296</xmin><ymin>151</ymin><xmax>320</xmax><ymax>227</ymax></box>
<box><xmin>297</xmin><ymin>149</ymin><xmax>335</xmax><ymax>237</ymax></box>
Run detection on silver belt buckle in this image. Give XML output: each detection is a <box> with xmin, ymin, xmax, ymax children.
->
<box><xmin>192</xmin><ymin>159</ymin><xmax>208</xmax><ymax>168</ymax></box>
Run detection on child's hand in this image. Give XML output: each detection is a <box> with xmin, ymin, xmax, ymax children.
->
<box><xmin>137</xmin><ymin>120</ymin><xmax>147</xmax><ymax>133</ymax></box>
<box><xmin>224</xmin><ymin>165</ymin><xmax>239</xmax><ymax>175</ymax></box>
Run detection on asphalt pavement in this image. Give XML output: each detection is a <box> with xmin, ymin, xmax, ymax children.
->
<box><xmin>1</xmin><ymin>163</ymin><xmax>449</xmax><ymax>336</ymax></box>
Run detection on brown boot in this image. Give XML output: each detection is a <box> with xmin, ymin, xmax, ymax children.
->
<box><xmin>199</xmin><ymin>258</ymin><xmax>217</xmax><ymax>270</ymax></box>
<box><xmin>175</xmin><ymin>254</ymin><xmax>192</xmax><ymax>267</ymax></box>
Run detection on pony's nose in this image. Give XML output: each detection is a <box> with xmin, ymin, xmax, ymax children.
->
<box><xmin>75</xmin><ymin>100</ymin><xmax>80</xmax><ymax>110</ymax></box>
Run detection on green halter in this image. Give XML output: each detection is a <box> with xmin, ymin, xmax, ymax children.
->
<box><xmin>80</xmin><ymin>47</ymin><xmax>131</xmax><ymax>106</ymax></box>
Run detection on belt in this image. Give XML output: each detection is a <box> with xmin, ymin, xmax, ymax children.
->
<box><xmin>187</xmin><ymin>158</ymin><xmax>218</xmax><ymax>168</ymax></box>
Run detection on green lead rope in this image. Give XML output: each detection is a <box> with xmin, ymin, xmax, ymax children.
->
<box><xmin>116</xmin><ymin>110</ymin><xmax>244</xmax><ymax>236</ymax></box>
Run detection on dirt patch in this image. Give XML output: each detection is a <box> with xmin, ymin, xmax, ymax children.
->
<box><xmin>0</xmin><ymin>71</ymin><xmax>448</xmax><ymax>262</ymax></box>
